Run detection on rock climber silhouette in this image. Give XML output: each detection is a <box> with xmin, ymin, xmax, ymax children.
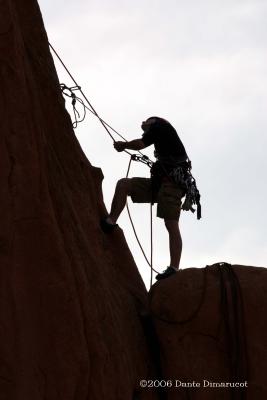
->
<box><xmin>101</xmin><ymin>116</ymin><xmax>190</xmax><ymax>280</ymax></box>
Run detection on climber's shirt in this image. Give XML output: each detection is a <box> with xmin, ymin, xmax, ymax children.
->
<box><xmin>141</xmin><ymin>118</ymin><xmax>188</xmax><ymax>167</ymax></box>
<box><xmin>140</xmin><ymin>118</ymin><xmax>201</xmax><ymax>219</ymax></box>
<box><xmin>142</xmin><ymin>118</ymin><xmax>189</xmax><ymax>194</ymax></box>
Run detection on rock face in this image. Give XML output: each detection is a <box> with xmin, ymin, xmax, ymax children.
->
<box><xmin>150</xmin><ymin>264</ymin><xmax>267</xmax><ymax>400</ymax></box>
<box><xmin>0</xmin><ymin>1</ymin><xmax>158</xmax><ymax>399</ymax></box>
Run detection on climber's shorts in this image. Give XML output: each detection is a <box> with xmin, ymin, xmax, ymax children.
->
<box><xmin>130</xmin><ymin>177</ymin><xmax>185</xmax><ymax>220</ymax></box>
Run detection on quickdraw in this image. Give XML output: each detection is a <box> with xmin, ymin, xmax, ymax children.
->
<box><xmin>131</xmin><ymin>154</ymin><xmax>154</xmax><ymax>169</ymax></box>
<box><xmin>60</xmin><ymin>83</ymin><xmax>86</xmax><ymax>128</ymax></box>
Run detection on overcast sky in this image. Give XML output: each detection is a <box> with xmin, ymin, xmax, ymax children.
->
<box><xmin>39</xmin><ymin>0</ymin><xmax>267</xmax><ymax>287</ymax></box>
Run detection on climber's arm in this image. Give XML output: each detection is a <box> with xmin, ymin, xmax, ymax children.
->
<box><xmin>114</xmin><ymin>139</ymin><xmax>147</xmax><ymax>152</ymax></box>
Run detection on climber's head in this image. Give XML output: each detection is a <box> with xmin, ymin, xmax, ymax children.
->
<box><xmin>141</xmin><ymin>117</ymin><xmax>156</xmax><ymax>132</ymax></box>
<box><xmin>141</xmin><ymin>116</ymin><xmax>171</xmax><ymax>132</ymax></box>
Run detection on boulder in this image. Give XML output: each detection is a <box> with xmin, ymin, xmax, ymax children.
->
<box><xmin>150</xmin><ymin>263</ymin><xmax>267</xmax><ymax>399</ymax></box>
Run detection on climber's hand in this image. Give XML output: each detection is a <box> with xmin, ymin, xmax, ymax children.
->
<box><xmin>114</xmin><ymin>141</ymin><xmax>126</xmax><ymax>152</ymax></box>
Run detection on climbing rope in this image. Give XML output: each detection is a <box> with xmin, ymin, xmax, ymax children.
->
<box><xmin>49</xmin><ymin>42</ymin><xmax>156</xmax><ymax>284</ymax></box>
<box><xmin>150</xmin><ymin>202</ymin><xmax>153</xmax><ymax>287</ymax></box>
<box><xmin>49</xmin><ymin>42</ymin><xmax>134</xmax><ymax>156</ymax></box>
<box><xmin>126</xmin><ymin>156</ymin><xmax>159</xmax><ymax>278</ymax></box>
<box><xmin>60</xmin><ymin>84</ymin><xmax>128</xmax><ymax>140</ymax></box>
<box><xmin>217</xmin><ymin>263</ymin><xmax>248</xmax><ymax>400</ymax></box>
<box><xmin>50</xmin><ymin>43</ymin><xmax>151</xmax><ymax>161</ymax></box>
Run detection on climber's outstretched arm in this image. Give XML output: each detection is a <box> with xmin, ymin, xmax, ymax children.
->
<box><xmin>114</xmin><ymin>139</ymin><xmax>147</xmax><ymax>152</ymax></box>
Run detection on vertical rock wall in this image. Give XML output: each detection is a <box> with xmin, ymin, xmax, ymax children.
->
<box><xmin>0</xmin><ymin>1</ymin><xmax>157</xmax><ymax>399</ymax></box>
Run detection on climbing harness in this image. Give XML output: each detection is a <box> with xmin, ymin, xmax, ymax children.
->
<box><xmin>170</xmin><ymin>162</ymin><xmax>201</xmax><ymax>219</ymax></box>
<box><xmin>151</xmin><ymin>159</ymin><xmax>202</xmax><ymax>219</ymax></box>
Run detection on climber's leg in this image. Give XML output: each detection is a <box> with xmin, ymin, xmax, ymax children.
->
<box><xmin>109</xmin><ymin>177</ymin><xmax>153</xmax><ymax>222</ymax></box>
<box><xmin>109</xmin><ymin>178</ymin><xmax>132</xmax><ymax>223</ymax></box>
<box><xmin>100</xmin><ymin>178</ymin><xmax>132</xmax><ymax>233</ymax></box>
<box><xmin>154</xmin><ymin>181</ymin><xmax>185</xmax><ymax>279</ymax></box>
<box><xmin>155</xmin><ymin>219</ymin><xmax>182</xmax><ymax>280</ymax></box>
<box><xmin>100</xmin><ymin>178</ymin><xmax>152</xmax><ymax>233</ymax></box>
<box><xmin>155</xmin><ymin>178</ymin><xmax>183</xmax><ymax>281</ymax></box>
<box><xmin>164</xmin><ymin>219</ymin><xmax>182</xmax><ymax>269</ymax></box>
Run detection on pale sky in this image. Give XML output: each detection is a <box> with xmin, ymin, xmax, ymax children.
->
<box><xmin>39</xmin><ymin>0</ymin><xmax>267</xmax><ymax>288</ymax></box>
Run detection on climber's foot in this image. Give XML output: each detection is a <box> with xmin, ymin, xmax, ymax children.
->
<box><xmin>155</xmin><ymin>266</ymin><xmax>177</xmax><ymax>281</ymax></box>
<box><xmin>100</xmin><ymin>218</ymin><xmax>118</xmax><ymax>233</ymax></box>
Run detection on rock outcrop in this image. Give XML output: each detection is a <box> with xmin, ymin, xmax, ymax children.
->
<box><xmin>0</xmin><ymin>1</ymin><xmax>158</xmax><ymax>399</ymax></box>
<box><xmin>150</xmin><ymin>264</ymin><xmax>267</xmax><ymax>399</ymax></box>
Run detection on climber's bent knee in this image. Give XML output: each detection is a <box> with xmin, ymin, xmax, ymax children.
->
<box><xmin>116</xmin><ymin>178</ymin><xmax>132</xmax><ymax>195</ymax></box>
<box><xmin>130</xmin><ymin>178</ymin><xmax>155</xmax><ymax>203</ymax></box>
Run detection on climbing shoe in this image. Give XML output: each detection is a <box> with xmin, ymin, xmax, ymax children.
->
<box><xmin>155</xmin><ymin>267</ymin><xmax>177</xmax><ymax>281</ymax></box>
<box><xmin>100</xmin><ymin>218</ymin><xmax>118</xmax><ymax>233</ymax></box>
